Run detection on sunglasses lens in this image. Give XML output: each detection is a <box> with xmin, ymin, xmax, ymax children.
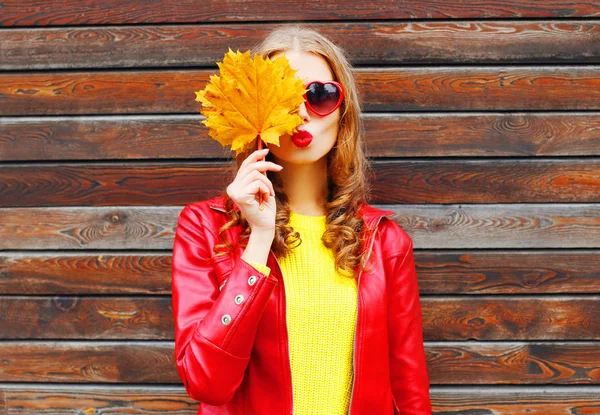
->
<box><xmin>306</xmin><ymin>82</ymin><xmax>341</xmax><ymax>115</ymax></box>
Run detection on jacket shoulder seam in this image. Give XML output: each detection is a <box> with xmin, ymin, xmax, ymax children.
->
<box><xmin>180</xmin><ymin>204</ymin><xmax>223</xmax><ymax>261</ymax></box>
<box><xmin>382</xmin><ymin>235</ymin><xmax>414</xmax><ymax>262</ymax></box>
<box><xmin>184</xmin><ymin>204</ymin><xmax>221</xmax><ymax>241</ymax></box>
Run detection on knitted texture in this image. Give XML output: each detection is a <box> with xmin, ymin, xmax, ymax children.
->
<box><xmin>245</xmin><ymin>211</ymin><xmax>357</xmax><ymax>414</ymax></box>
<box><xmin>245</xmin><ymin>259</ymin><xmax>271</xmax><ymax>276</ymax></box>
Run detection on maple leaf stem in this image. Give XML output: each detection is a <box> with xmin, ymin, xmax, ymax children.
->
<box><xmin>256</xmin><ymin>133</ymin><xmax>266</xmax><ymax>207</ymax></box>
<box><xmin>257</xmin><ymin>133</ymin><xmax>266</xmax><ymax>175</ymax></box>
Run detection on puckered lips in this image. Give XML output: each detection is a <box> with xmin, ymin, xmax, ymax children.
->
<box><xmin>291</xmin><ymin>129</ymin><xmax>313</xmax><ymax>148</ymax></box>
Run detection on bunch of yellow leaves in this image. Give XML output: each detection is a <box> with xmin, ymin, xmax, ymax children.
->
<box><xmin>195</xmin><ymin>48</ymin><xmax>307</xmax><ymax>155</ymax></box>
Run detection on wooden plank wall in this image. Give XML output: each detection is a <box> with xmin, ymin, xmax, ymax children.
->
<box><xmin>1</xmin><ymin>1</ymin><xmax>600</xmax><ymax>413</ymax></box>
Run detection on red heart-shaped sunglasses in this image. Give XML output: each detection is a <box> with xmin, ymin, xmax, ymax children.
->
<box><xmin>302</xmin><ymin>80</ymin><xmax>345</xmax><ymax>116</ymax></box>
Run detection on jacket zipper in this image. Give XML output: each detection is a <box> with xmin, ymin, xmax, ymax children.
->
<box><xmin>348</xmin><ymin>215</ymin><xmax>385</xmax><ymax>415</ymax></box>
<box><xmin>271</xmin><ymin>250</ymin><xmax>294</xmax><ymax>415</ymax></box>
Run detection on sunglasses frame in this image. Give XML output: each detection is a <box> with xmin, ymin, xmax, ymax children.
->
<box><xmin>303</xmin><ymin>80</ymin><xmax>345</xmax><ymax>116</ymax></box>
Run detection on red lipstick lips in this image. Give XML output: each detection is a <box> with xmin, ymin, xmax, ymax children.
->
<box><xmin>291</xmin><ymin>129</ymin><xmax>313</xmax><ymax>148</ymax></box>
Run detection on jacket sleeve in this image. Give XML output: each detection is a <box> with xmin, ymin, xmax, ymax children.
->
<box><xmin>387</xmin><ymin>237</ymin><xmax>432</xmax><ymax>415</ymax></box>
<box><xmin>171</xmin><ymin>205</ymin><xmax>278</xmax><ymax>405</ymax></box>
<box><xmin>246</xmin><ymin>260</ymin><xmax>271</xmax><ymax>276</ymax></box>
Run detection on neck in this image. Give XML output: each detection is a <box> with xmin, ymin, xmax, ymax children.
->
<box><xmin>274</xmin><ymin>154</ymin><xmax>328</xmax><ymax>216</ymax></box>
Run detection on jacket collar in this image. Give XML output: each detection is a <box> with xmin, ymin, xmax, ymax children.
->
<box><xmin>208</xmin><ymin>195</ymin><xmax>397</xmax><ymax>229</ymax></box>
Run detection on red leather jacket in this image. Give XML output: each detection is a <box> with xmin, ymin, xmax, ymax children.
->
<box><xmin>172</xmin><ymin>195</ymin><xmax>432</xmax><ymax>414</ymax></box>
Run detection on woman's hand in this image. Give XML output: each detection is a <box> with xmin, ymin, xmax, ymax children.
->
<box><xmin>226</xmin><ymin>148</ymin><xmax>282</xmax><ymax>232</ymax></box>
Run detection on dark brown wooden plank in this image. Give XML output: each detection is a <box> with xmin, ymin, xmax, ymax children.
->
<box><xmin>1</xmin><ymin>386</ymin><xmax>599</xmax><ymax>414</ymax></box>
<box><xmin>0</xmin><ymin>254</ymin><xmax>172</xmax><ymax>295</ymax></box>
<box><xmin>359</xmin><ymin>67</ymin><xmax>600</xmax><ymax>112</ymax></box>
<box><xmin>1</xmin><ymin>204</ymin><xmax>598</xmax><ymax>249</ymax></box>
<box><xmin>1</xmin><ymin>160</ymin><xmax>599</xmax><ymax>206</ymax></box>
<box><xmin>3</xmin><ymin>251</ymin><xmax>598</xmax><ymax>295</ymax></box>
<box><xmin>0</xmin><ymin>206</ymin><xmax>178</xmax><ymax>250</ymax></box>
<box><xmin>428</xmin><ymin>388</ymin><xmax>600</xmax><ymax>415</ymax></box>
<box><xmin>0</xmin><ymin>297</ymin><xmax>172</xmax><ymax>339</ymax></box>
<box><xmin>1</xmin><ymin>386</ymin><xmax>198</xmax><ymax>414</ymax></box>
<box><xmin>2</xmin><ymin>68</ymin><xmax>600</xmax><ymax>115</ymax></box>
<box><xmin>393</xmin><ymin>204</ymin><xmax>600</xmax><ymax>248</ymax></box>
<box><xmin>0</xmin><ymin>71</ymin><xmax>205</xmax><ymax>116</ymax></box>
<box><xmin>417</xmin><ymin>251</ymin><xmax>600</xmax><ymax>294</ymax></box>
<box><xmin>2</xmin><ymin>21</ymin><xmax>600</xmax><ymax>70</ymax></box>
<box><xmin>429</xmin><ymin>342</ymin><xmax>600</xmax><ymax>385</ymax></box>
<box><xmin>0</xmin><ymin>115</ymin><xmax>227</xmax><ymax>161</ymax></box>
<box><xmin>2</xmin><ymin>113</ymin><xmax>600</xmax><ymax>161</ymax></box>
<box><xmin>370</xmin><ymin>159</ymin><xmax>600</xmax><ymax>204</ymax></box>
<box><xmin>0</xmin><ymin>163</ymin><xmax>230</xmax><ymax>207</ymax></box>
<box><xmin>2</xmin><ymin>296</ymin><xmax>600</xmax><ymax>340</ymax></box>
<box><xmin>0</xmin><ymin>342</ymin><xmax>177</xmax><ymax>383</ymax></box>
<box><xmin>1</xmin><ymin>342</ymin><xmax>598</xmax><ymax>384</ymax></box>
<box><xmin>2</xmin><ymin>0</ymin><xmax>600</xmax><ymax>26</ymax></box>
<box><xmin>422</xmin><ymin>297</ymin><xmax>600</xmax><ymax>340</ymax></box>
<box><xmin>365</xmin><ymin>113</ymin><xmax>600</xmax><ymax>158</ymax></box>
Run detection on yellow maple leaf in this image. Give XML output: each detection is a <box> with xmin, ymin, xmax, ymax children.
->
<box><xmin>195</xmin><ymin>48</ymin><xmax>307</xmax><ymax>155</ymax></box>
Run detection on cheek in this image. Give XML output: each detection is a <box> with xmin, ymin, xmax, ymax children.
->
<box><xmin>316</xmin><ymin>116</ymin><xmax>339</xmax><ymax>150</ymax></box>
<box><xmin>266</xmin><ymin>142</ymin><xmax>287</xmax><ymax>158</ymax></box>
<box><xmin>324</xmin><ymin>112</ymin><xmax>341</xmax><ymax>137</ymax></box>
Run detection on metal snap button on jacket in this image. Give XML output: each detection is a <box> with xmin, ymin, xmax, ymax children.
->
<box><xmin>234</xmin><ymin>294</ymin><xmax>244</xmax><ymax>305</ymax></box>
<box><xmin>172</xmin><ymin>197</ymin><xmax>432</xmax><ymax>414</ymax></box>
<box><xmin>221</xmin><ymin>314</ymin><xmax>231</xmax><ymax>325</ymax></box>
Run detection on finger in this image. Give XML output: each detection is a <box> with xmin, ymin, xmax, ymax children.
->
<box><xmin>248</xmin><ymin>181</ymin><xmax>270</xmax><ymax>204</ymax></box>
<box><xmin>247</xmin><ymin>160</ymin><xmax>283</xmax><ymax>174</ymax></box>
<box><xmin>240</xmin><ymin>170</ymin><xmax>275</xmax><ymax>196</ymax></box>
<box><xmin>239</xmin><ymin>148</ymin><xmax>270</xmax><ymax>175</ymax></box>
<box><xmin>245</xmin><ymin>162</ymin><xmax>280</xmax><ymax>194</ymax></box>
<box><xmin>248</xmin><ymin>173</ymin><xmax>275</xmax><ymax>196</ymax></box>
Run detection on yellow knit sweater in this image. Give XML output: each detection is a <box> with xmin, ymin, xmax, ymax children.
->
<box><xmin>243</xmin><ymin>211</ymin><xmax>357</xmax><ymax>414</ymax></box>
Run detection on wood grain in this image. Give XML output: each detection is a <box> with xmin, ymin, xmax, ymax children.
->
<box><xmin>1</xmin><ymin>205</ymin><xmax>598</xmax><ymax>249</ymax></box>
<box><xmin>0</xmin><ymin>342</ymin><xmax>177</xmax><ymax>383</ymax></box>
<box><xmin>358</xmin><ymin>67</ymin><xmax>600</xmax><ymax>111</ymax></box>
<box><xmin>393</xmin><ymin>204</ymin><xmax>600</xmax><ymax>248</ymax></box>
<box><xmin>0</xmin><ymin>206</ymin><xmax>178</xmax><ymax>250</ymax></box>
<box><xmin>1</xmin><ymin>160</ymin><xmax>598</xmax><ymax>206</ymax></box>
<box><xmin>364</xmin><ymin>113</ymin><xmax>600</xmax><ymax>157</ymax></box>
<box><xmin>2</xmin><ymin>21</ymin><xmax>599</xmax><ymax>70</ymax></box>
<box><xmin>2</xmin><ymin>68</ymin><xmax>600</xmax><ymax>115</ymax></box>
<box><xmin>0</xmin><ymin>297</ymin><xmax>172</xmax><ymax>339</ymax></box>
<box><xmin>0</xmin><ymin>386</ymin><xmax>598</xmax><ymax>414</ymax></box>
<box><xmin>416</xmin><ymin>251</ymin><xmax>600</xmax><ymax>294</ymax></box>
<box><xmin>1</xmin><ymin>342</ymin><xmax>598</xmax><ymax>384</ymax></box>
<box><xmin>1</xmin><ymin>296</ymin><xmax>599</xmax><ymax>340</ymax></box>
<box><xmin>1</xmin><ymin>1</ymin><xmax>600</xmax><ymax>26</ymax></box>
<box><xmin>0</xmin><ymin>115</ymin><xmax>229</xmax><ymax>161</ymax></box>
<box><xmin>369</xmin><ymin>159</ymin><xmax>600</xmax><ymax>204</ymax></box>
<box><xmin>2</xmin><ymin>113</ymin><xmax>600</xmax><ymax>161</ymax></box>
<box><xmin>2</xmin><ymin>251</ymin><xmax>598</xmax><ymax>295</ymax></box>
<box><xmin>428</xmin><ymin>342</ymin><xmax>600</xmax><ymax>384</ymax></box>
<box><xmin>0</xmin><ymin>254</ymin><xmax>172</xmax><ymax>295</ymax></box>
<box><xmin>1</xmin><ymin>0</ymin><xmax>599</xmax><ymax>411</ymax></box>
<box><xmin>422</xmin><ymin>297</ymin><xmax>600</xmax><ymax>340</ymax></box>
<box><xmin>1</xmin><ymin>386</ymin><xmax>198</xmax><ymax>414</ymax></box>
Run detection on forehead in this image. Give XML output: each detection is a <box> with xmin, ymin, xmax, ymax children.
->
<box><xmin>270</xmin><ymin>50</ymin><xmax>334</xmax><ymax>82</ymax></box>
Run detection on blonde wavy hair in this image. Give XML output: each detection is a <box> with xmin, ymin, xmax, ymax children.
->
<box><xmin>213</xmin><ymin>24</ymin><xmax>375</xmax><ymax>277</ymax></box>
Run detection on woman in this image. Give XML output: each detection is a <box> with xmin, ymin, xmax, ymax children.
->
<box><xmin>172</xmin><ymin>25</ymin><xmax>432</xmax><ymax>414</ymax></box>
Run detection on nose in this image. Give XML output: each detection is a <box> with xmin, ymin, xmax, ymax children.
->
<box><xmin>298</xmin><ymin>100</ymin><xmax>310</xmax><ymax>123</ymax></box>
